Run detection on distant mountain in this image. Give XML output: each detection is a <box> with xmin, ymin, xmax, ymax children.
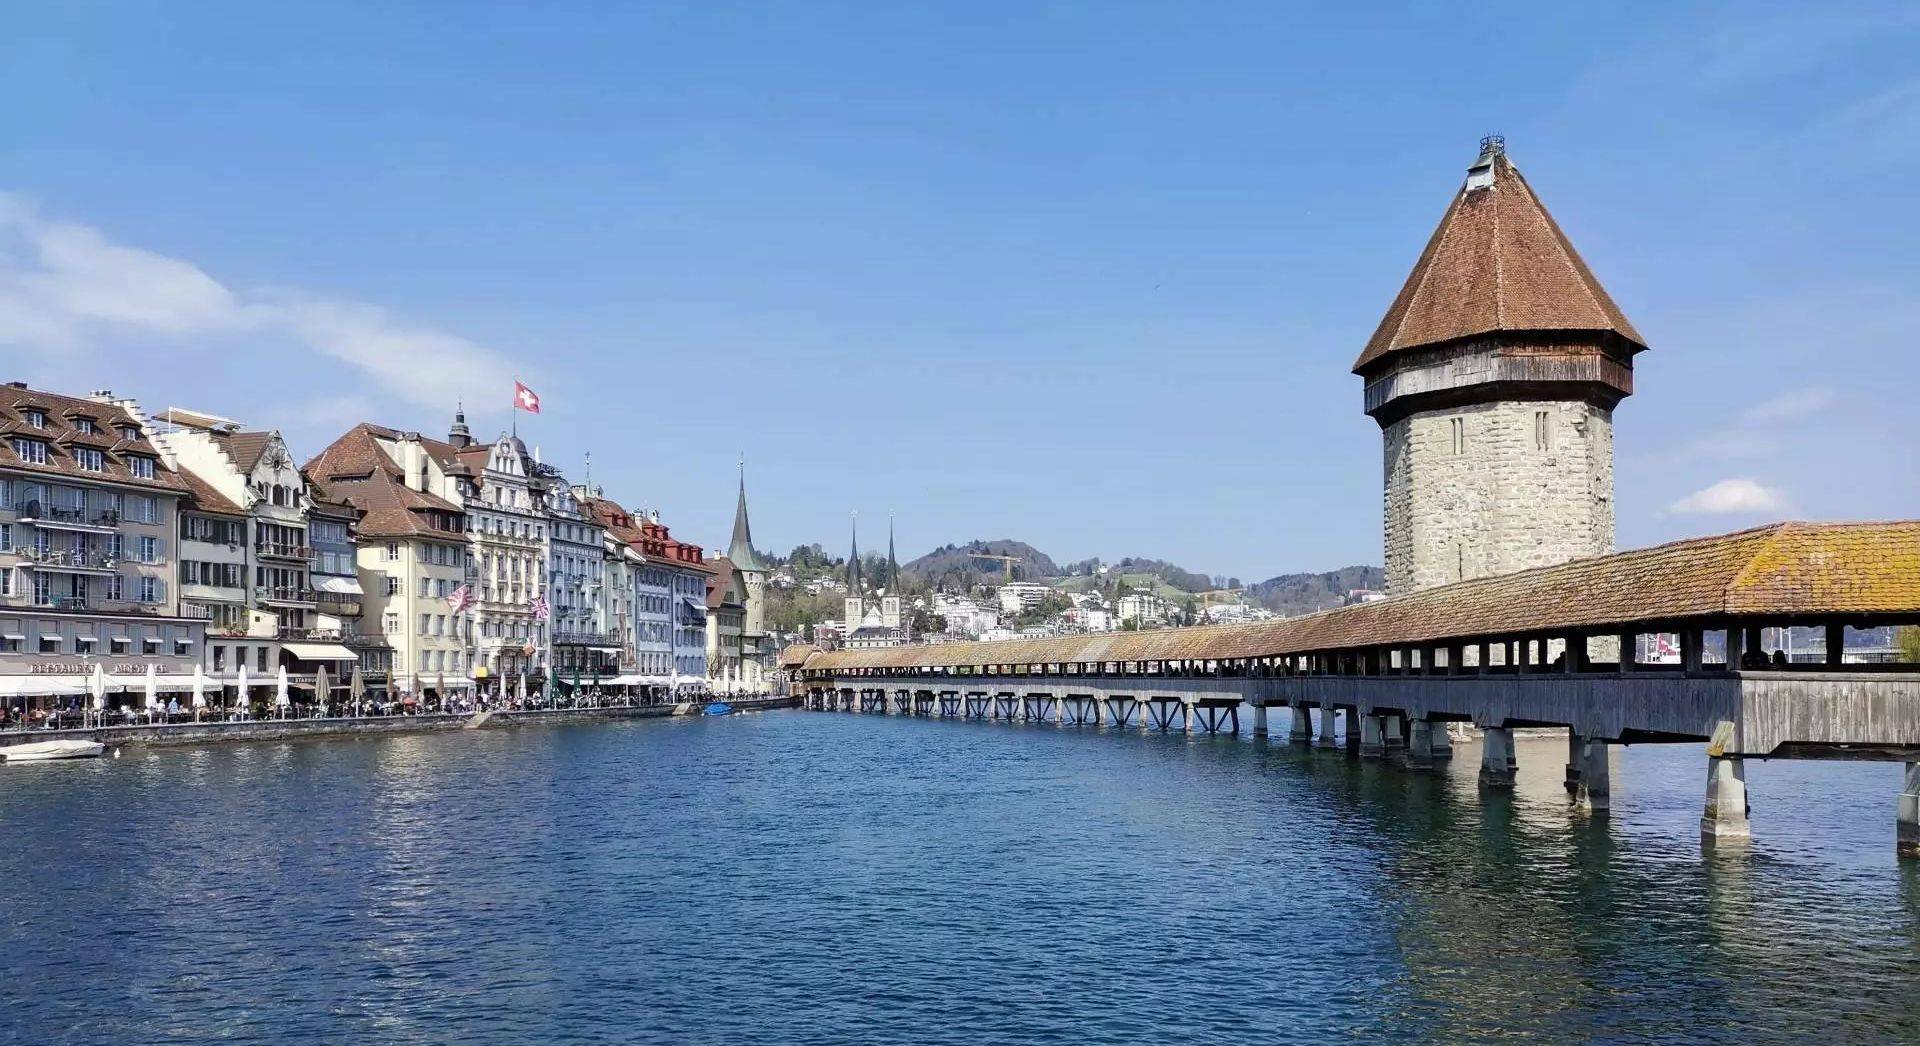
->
<box><xmin>902</xmin><ymin>540</ymin><xmax>1062</xmax><ymax>588</ymax></box>
<box><xmin>1247</xmin><ymin>565</ymin><xmax>1385</xmax><ymax>617</ymax></box>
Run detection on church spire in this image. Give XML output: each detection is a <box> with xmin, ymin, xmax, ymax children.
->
<box><xmin>846</xmin><ymin>512</ymin><xmax>862</xmax><ymax>593</ymax></box>
<box><xmin>887</xmin><ymin>512</ymin><xmax>900</xmax><ymax>593</ymax></box>
<box><xmin>727</xmin><ymin>456</ymin><xmax>763</xmax><ymax>571</ymax></box>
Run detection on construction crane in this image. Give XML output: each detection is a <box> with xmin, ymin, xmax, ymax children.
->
<box><xmin>967</xmin><ymin>552</ymin><xmax>1021</xmax><ymax>583</ymax></box>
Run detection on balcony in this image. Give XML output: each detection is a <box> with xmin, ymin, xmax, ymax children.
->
<box><xmin>277</xmin><ymin>626</ymin><xmax>347</xmax><ymax>641</ymax></box>
<box><xmin>314</xmin><ymin>590</ymin><xmax>363</xmax><ymax>617</ymax></box>
<box><xmin>553</xmin><ymin>629</ymin><xmax>620</xmax><ymax>646</ymax></box>
<box><xmin>17</xmin><ymin>501</ymin><xmax>121</xmax><ymax>534</ymax></box>
<box><xmin>254</xmin><ymin>543</ymin><xmax>313</xmax><ymax>562</ymax></box>
<box><xmin>33</xmin><ymin>595</ymin><xmax>89</xmax><ymax>612</ymax></box>
<box><xmin>18</xmin><ymin>546</ymin><xmax>119</xmax><ymax>573</ymax></box>
<box><xmin>255</xmin><ymin>584</ymin><xmax>317</xmax><ymax>606</ymax></box>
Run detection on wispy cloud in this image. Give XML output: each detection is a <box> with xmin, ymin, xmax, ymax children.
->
<box><xmin>1737</xmin><ymin>387</ymin><xmax>1838</xmax><ymax>425</ymax></box>
<box><xmin>1669</xmin><ymin>478</ymin><xmax>1790</xmax><ymax>515</ymax></box>
<box><xmin>0</xmin><ymin>192</ymin><xmax>516</xmax><ymax>410</ymax></box>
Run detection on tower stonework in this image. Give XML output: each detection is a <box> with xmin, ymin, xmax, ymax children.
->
<box><xmin>1360</xmin><ymin>139</ymin><xmax>1646</xmax><ymax>596</ymax></box>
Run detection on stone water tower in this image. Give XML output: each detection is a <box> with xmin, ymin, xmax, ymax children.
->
<box><xmin>1357</xmin><ymin>137</ymin><xmax>1647</xmax><ymax>595</ymax></box>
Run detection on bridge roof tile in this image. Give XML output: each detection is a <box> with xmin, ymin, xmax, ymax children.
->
<box><xmin>796</xmin><ymin>522</ymin><xmax>1920</xmax><ymax>673</ymax></box>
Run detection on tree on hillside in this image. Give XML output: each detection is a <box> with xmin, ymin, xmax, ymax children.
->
<box><xmin>1013</xmin><ymin>591</ymin><xmax>1072</xmax><ymax>630</ymax></box>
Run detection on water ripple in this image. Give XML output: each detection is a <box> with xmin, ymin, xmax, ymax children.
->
<box><xmin>2</xmin><ymin>713</ymin><xmax>1917</xmax><ymax>1043</ymax></box>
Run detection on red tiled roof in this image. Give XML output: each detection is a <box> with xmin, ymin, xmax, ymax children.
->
<box><xmin>177</xmin><ymin>468</ymin><xmax>246</xmax><ymax>517</ymax></box>
<box><xmin>0</xmin><ymin>383</ymin><xmax>187</xmax><ymax>494</ymax></box>
<box><xmin>1354</xmin><ymin>150</ymin><xmax>1645</xmax><ymax>374</ymax></box>
<box><xmin>321</xmin><ymin>469</ymin><xmax>464</xmax><ymax>540</ymax></box>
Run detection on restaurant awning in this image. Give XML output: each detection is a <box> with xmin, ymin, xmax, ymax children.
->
<box><xmin>314</xmin><ymin>575</ymin><xmax>364</xmax><ymax>596</ymax></box>
<box><xmin>282</xmin><ymin>643</ymin><xmax>358</xmax><ymax>661</ymax></box>
<box><xmin>591</xmin><ymin>646</ymin><xmax>623</xmax><ymax>655</ymax></box>
<box><xmin>0</xmin><ymin>678</ymin><xmax>88</xmax><ymax>697</ymax></box>
<box><xmin>106</xmin><ymin>674</ymin><xmax>196</xmax><ymax>691</ymax></box>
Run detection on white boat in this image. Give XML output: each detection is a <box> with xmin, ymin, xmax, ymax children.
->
<box><xmin>0</xmin><ymin>739</ymin><xmax>107</xmax><ymax>762</ymax></box>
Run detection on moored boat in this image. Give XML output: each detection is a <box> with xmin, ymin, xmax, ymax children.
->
<box><xmin>0</xmin><ymin>739</ymin><xmax>107</xmax><ymax>762</ymax></box>
<box><xmin>701</xmin><ymin>702</ymin><xmax>734</xmax><ymax>717</ymax></box>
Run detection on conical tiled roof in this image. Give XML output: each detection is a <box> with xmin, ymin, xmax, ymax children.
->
<box><xmin>1354</xmin><ymin>143</ymin><xmax>1646</xmax><ymax>373</ymax></box>
<box><xmin>727</xmin><ymin>468</ymin><xmax>763</xmax><ymax>572</ymax></box>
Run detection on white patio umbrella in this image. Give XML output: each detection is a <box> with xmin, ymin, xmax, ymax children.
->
<box><xmin>348</xmin><ymin>664</ymin><xmax>365</xmax><ymax>717</ymax></box>
<box><xmin>191</xmin><ymin>664</ymin><xmax>207</xmax><ymax>713</ymax></box>
<box><xmin>89</xmin><ymin>662</ymin><xmax>108</xmax><ymax>722</ymax></box>
<box><xmin>144</xmin><ymin>664</ymin><xmax>160</xmax><ymax>721</ymax></box>
<box><xmin>236</xmin><ymin>664</ymin><xmax>251</xmax><ymax>720</ymax></box>
<box><xmin>275</xmin><ymin>665</ymin><xmax>290</xmax><ymax>716</ymax></box>
<box><xmin>313</xmin><ymin>665</ymin><xmax>330</xmax><ymax>720</ymax></box>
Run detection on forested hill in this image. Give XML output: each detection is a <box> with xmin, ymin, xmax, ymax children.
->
<box><xmin>901</xmin><ymin>540</ymin><xmax>1062</xmax><ymax>588</ymax></box>
<box><xmin>1246</xmin><ymin>565</ymin><xmax>1386</xmax><ymax>616</ymax></box>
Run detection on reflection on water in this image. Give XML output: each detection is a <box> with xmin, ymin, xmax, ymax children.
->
<box><xmin>2</xmin><ymin>713</ymin><xmax>1916</xmax><ymax>1044</ymax></box>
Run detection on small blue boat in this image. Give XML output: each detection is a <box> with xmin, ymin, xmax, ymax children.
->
<box><xmin>701</xmin><ymin>702</ymin><xmax>735</xmax><ymax>717</ymax></box>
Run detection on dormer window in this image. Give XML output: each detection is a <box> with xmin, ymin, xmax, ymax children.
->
<box><xmin>75</xmin><ymin>418</ymin><xmax>96</xmax><ymax>434</ymax></box>
<box><xmin>75</xmin><ymin>448</ymin><xmax>104</xmax><ymax>472</ymax></box>
<box><xmin>120</xmin><ymin>425</ymin><xmax>139</xmax><ymax>442</ymax></box>
<box><xmin>11</xmin><ymin>437</ymin><xmax>47</xmax><ymax>464</ymax></box>
<box><xmin>128</xmin><ymin>455</ymin><xmax>156</xmax><ymax>480</ymax></box>
<box><xmin>24</xmin><ymin>410</ymin><xmax>45</xmax><ymax>429</ymax></box>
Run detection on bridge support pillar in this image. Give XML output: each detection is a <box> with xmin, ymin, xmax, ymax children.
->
<box><xmin>1105</xmin><ymin>696</ymin><xmax>1139</xmax><ymax>728</ymax></box>
<box><xmin>1288</xmin><ymin>704</ymin><xmax>1313</xmax><ymax>744</ymax></box>
<box><xmin>938</xmin><ymin>691</ymin><xmax>959</xmax><ymax>717</ymax></box>
<box><xmin>1899</xmin><ymin>762</ymin><xmax>1920</xmax><ymax>859</ymax></box>
<box><xmin>1478</xmin><ymin>727</ymin><xmax>1517</xmax><ymax>788</ymax></box>
<box><xmin>1383</xmin><ymin>714</ymin><xmax>1405</xmax><ymax>751</ymax></box>
<box><xmin>964</xmin><ymin>693</ymin><xmax>988</xmax><ymax>719</ymax></box>
<box><xmin>1573</xmin><ymin>739</ymin><xmax>1611</xmax><ymax>813</ymax></box>
<box><xmin>1701</xmin><ymin>756</ymin><xmax>1751</xmax><ymax>844</ymax></box>
<box><xmin>993</xmin><ymin>693</ymin><xmax>1017</xmax><ymax>721</ymax></box>
<box><xmin>1317</xmin><ymin>706</ymin><xmax>1338</xmax><ymax>747</ymax></box>
<box><xmin>1344</xmin><ymin>710</ymin><xmax>1361</xmax><ymax>756</ymax></box>
<box><xmin>1359</xmin><ymin>714</ymin><xmax>1385</xmax><ymax>759</ymax></box>
<box><xmin>1406</xmin><ymin>719</ymin><xmax>1435</xmax><ymax>772</ymax></box>
<box><xmin>1145</xmin><ymin>697</ymin><xmax>1182</xmax><ymax>732</ymax></box>
<box><xmin>1252</xmin><ymin>703</ymin><xmax>1269</xmax><ymax>737</ymax></box>
<box><xmin>1190</xmin><ymin>702</ymin><xmax>1238</xmax><ymax>734</ymax></box>
<box><xmin>1428</xmin><ymin>721</ymin><xmax>1453</xmax><ymax>759</ymax></box>
<box><xmin>1565</xmin><ymin>732</ymin><xmax>1586</xmax><ymax>793</ymax></box>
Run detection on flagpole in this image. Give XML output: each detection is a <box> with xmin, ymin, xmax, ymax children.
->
<box><xmin>511</xmin><ymin>375</ymin><xmax>518</xmax><ymax>440</ymax></box>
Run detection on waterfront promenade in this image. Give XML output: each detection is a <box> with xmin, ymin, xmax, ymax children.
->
<box><xmin>0</xmin><ymin>694</ymin><xmax>798</xmax><ymax>749</ymax></box>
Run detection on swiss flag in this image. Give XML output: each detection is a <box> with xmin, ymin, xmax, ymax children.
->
<box><xmin>514</xmin><ymin>381</ymin><xmax>541</xmax><ymax>414</ymax></box>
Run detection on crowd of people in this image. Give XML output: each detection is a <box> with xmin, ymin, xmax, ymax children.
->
<box><xmin>1</xmin><ymin>684</ymin><xmax>715</xmax><ymax>732</ymax></box>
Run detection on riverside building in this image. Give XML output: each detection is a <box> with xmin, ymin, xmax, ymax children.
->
<box><xmin>545</xmin><ymin>474</ymin><xmax>615</xmax><ymax>681</ymax></box>
<box><xmin>0</xmin><ymin>383</ymin><xmax>206</xmax><ymax>709</ymax></box>
<box><xmin>304</xmin><ymin>423</ymin><xmax>471</xmax><ymax>702</ymax></box>
<box><xmin>147</xmin><ymin>409</ymin><xmax>360</xmax><ymax>687</ymax></box>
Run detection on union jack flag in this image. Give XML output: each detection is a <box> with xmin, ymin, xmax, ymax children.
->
<box><xmin>449</xmin><ymin>583</ymin><xmax>474</xmax><ymax>615</ymax></box>
<box><xmin>530</xmin><ymin>595</ymin><xmax>551</xmax><ymax>621</ymax></box>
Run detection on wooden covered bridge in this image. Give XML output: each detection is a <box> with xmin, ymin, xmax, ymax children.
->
<box><xmin>783</xmin><ymin>521</ymin><xmax>1920</xmax><ymax>853</ymax></box>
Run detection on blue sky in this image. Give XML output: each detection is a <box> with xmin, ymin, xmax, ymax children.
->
<box><xmin>3</xmin><ymin>2</ymin><xmax>1915</xmax><ymax>583</ymax></box>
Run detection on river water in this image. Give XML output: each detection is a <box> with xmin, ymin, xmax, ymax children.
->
<box><xmin>3</xmin><ymin>710</ymin><xmax>1918</xmax><ymax>1044</ymax></box>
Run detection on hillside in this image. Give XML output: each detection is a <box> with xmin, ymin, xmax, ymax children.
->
<box><xmin>897</xmin><ymin>536</ymin><xmax>1382</xmax><ymax>619</ymax></box>
<box><xmin>1246</xmin><ymin>565</ymin><xmax>1385</xmax><ymax>616</ymax></box>
<box><xmin>902</xmin><ymin>540</ymin><xmax>1062</xmax><ymax>589</ymax></box>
